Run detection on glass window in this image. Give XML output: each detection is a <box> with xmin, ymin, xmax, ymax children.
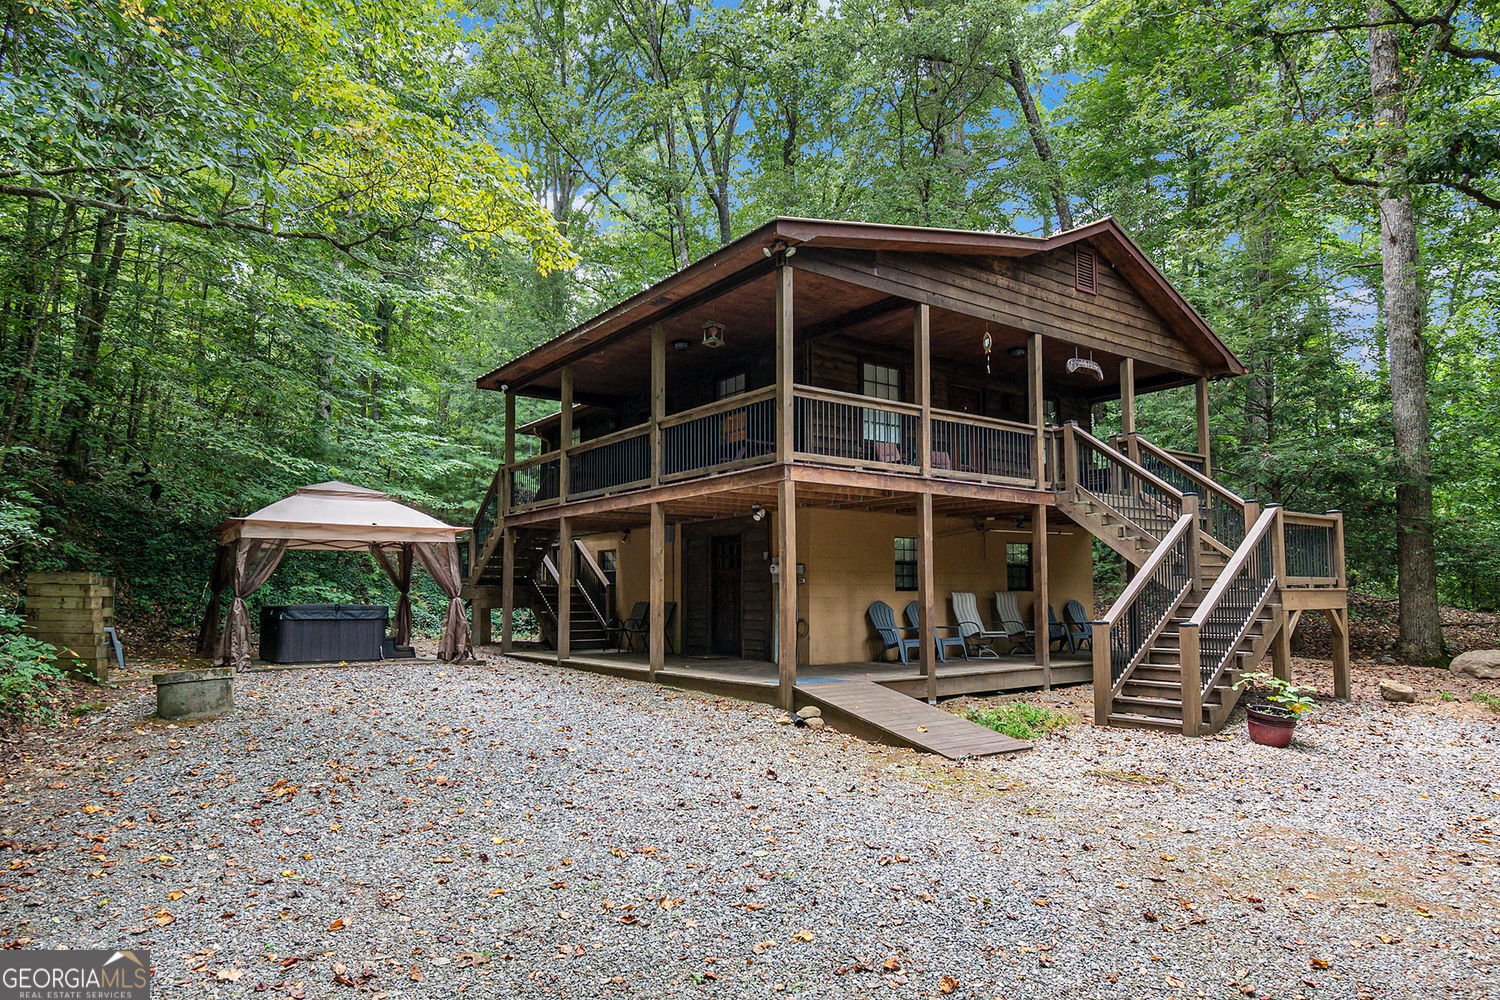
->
<box><xmin>862</xmin><ymin>362</ymin><xmax>902</xmax><ymax>443</ymax></box>
<box><xmin>716</xmin><ymin>372</ymin><xmax>747</xmax><ymax>399</ymax></box>
<box><xmin>894</xmin><ymin>536</ymin><xmax>918</xmax><ymax>591</ymax></box>
<box><xmin>598</xmin><ymin>549</ymin><xmax>617</xmax><ymax>586</ymax></box>
<box><xmin>1006</xmin><ymin>542</ymin><xmax>1032</xmax><ymax>592</ymax></box>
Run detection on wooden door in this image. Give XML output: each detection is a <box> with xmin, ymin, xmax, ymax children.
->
<box><xmin>710</xmin><ymin>534</ymin><xmax>742</xmax><ymax>655</ymax></box>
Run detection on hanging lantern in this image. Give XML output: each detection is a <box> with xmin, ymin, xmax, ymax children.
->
<box><xmin>701</xmin><ymin>320</ymin><xmax>726</xmax><ymax>348</ymax></box>
<box><xmin>1066</xmin><ymin>348</ymin><xmax>1105</xmax><ymax>381</ymax></box>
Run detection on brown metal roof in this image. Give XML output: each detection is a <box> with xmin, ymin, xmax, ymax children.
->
<box><xmin>476</xmin><ymin>217</ymin><xmax>1245</xmax><ymax>393</ymax></box>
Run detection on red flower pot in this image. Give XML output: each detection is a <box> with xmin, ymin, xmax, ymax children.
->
<box><xmin>1246</xmin><ymin>705</ymin><xmax>1298</xmax><ymax>747</ymax></box>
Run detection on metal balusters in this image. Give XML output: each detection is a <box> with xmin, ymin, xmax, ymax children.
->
<box><xmin>1074</xmin><ymin>433</ymin><xmax>1182</xmax><ymax>539</ymax></box>
<box><xmin>568</xmin><ymin>430</ymin><xmax>651</xmax><ymax>498</ymax></box>
<box><xmin>661</xmin><ymin>393</ymin><xmax>776</xmax><ymax>478</ymax></box>
<box><xmin>792</xmin><ymin>389</ymin><xmax>918</xmax><ymax>467</ymax></box>
<box><xmin>929</xmin><ymin>415</ymin><xmax>1033</xmax><ymax>481</ymax></box>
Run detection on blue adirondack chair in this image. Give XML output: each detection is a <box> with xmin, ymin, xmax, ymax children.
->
<box><xmin>904</xmin><ymin>601</ymin><xmax>969</xmax><ymax>663</ymax></box>
<box><xmin>1046</xmin><ymin>605</ymin><xmax>1069</xmax><ymax>652</ymax></box>
<box><xmin>1062</xmin><ymin>599</ymin><xmax>1094</xmax><ymax>653</ymax></box>
<box><xmin>867</xmin><ymin>601</ymin><xmax>921</xmax><ymax>664</ymax></box>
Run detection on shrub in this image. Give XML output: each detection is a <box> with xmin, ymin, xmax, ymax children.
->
<box><xmin>965</xmin><ymin>702</ymin><xmax>1074</xmax><ymax>740</ymax></box>
<box><xmin>0</xmin><ymin>605</ymin><xmax>68</xmax><ymax>723</ymax></box>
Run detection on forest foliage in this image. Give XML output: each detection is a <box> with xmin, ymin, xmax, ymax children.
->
<box><xmin>1</xmin><ymin>0</ymin><xmax>1497</xmax><ymax>639</ymax></box>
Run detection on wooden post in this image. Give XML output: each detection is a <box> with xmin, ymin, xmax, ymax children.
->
<box><xmin>1033</xmin><ymin>503</ymin><xmax>1050</xmax><ymax>685</ymax></box>
<box><xmin>1179</xmin><ymin>623</ymin><xmax>1202</xmax><ymax>737</ymax></box>
<box><xmin>556</xmin><ymin>517</ymin><xmax>573</xmax><ymax>662</ymax></box>
<box><xmin>1327</xmin><ymin>607</ymin><xmax>1351</xmax><ymax>700</ymax></box>
<box><xmin>1119</xmin><ymin>357</ymin><xmax>1136</xmax><ymax>436</ymax></box>
<box><xmin>500</xmin><ymin>527</ymin><xmax>515</xmax><ymax>652</ymax></box>
<box><xmin>1092</xmin><ymin>621</ymin><xmax>1112</xmax><ymax>726</ymax></box>
<box><xmin>651</xmin><ymin>325</ymin><xmax>665</xmax><ymax>485</ymax></box>
<box><xmin>775</xmin><ymin>263</ymin><xmax>794</xmax><ymax>463</ymax></box>
<box><xmin>915</xmin><ymin>303</ymin><xmax>932</xmax><ymax>476</ymax></box>
<box><xmin>1330</xmin><ymin>509</ymin><xmax>1347</xmax><ymax>590</ymax></box>
<box><xmin>776</xmin><ymin>478</ymin><xmax>798</xmax><ymax>710</ymax></box>
<box><xmin>475</xmin><ymin>601</ymin><xmax>491</xmax><ymax>645</ymax></box>
<box><xmin>649</xmin><ymin>502</ymin><xmax>665</xmax><ymax>681</ymax></box>
<box><xmin>1268</xmin><ymin>505</ymin><xmax>1291</xmax><ymax>683</ymax></box>
<box><xmin>1243</xmin><ymin>499</ymin><xmax>1260</xmax><ymax>536</ymax></box>
<box><xmin>1028</xmin><ymin>333</ymin><xmax>1045</xmax><ymax>488</ymax></box>
<box><xmin>504</xmin><ymin>390</ymin><xmax>516</xmax><ymax>513</ymax></box>
<box><xmin>917</xmin><ymin>491</ymin><xmax>937</xmax><ymax>703</ymax></box>
<box><xmin>1062</xmin><ymin>421</ymin><xmax>1081</xmax><ymax>493</ymax></box>
<box><xmin>1195</xmin><ymin>377</ymin><xmax>1211</xmax><ymax>475</ymax></box>
<box><xmin>1183</xmin><ymin>493</ymin><xmax>1202</xmax><ymax>592</ymax></box>
<box><xmin>559</xmin><ymin>367</ymin><xmax>573</xmax><ymax>502</ymax></box>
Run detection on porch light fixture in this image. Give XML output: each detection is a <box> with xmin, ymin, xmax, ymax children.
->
<box><xmin>750</xmin><ymin>503</ymin><xmax>765</xmax><ymax>522</ymax></box>
<box><xmin>671</xmin><ymin>338</ymin><xmax>692</xmax><ymax>352</ymax></box>
<box><xmin>1007</xmin><ymin>346</ymin><xmax>1027</xmax><ymax>359</ymax></box>
<box><xmin>762</xmin><ymin>238</ymin><xmax>797</xmax><ymax>258</ymax></box>
<box><xmin>701</xmin><ymin>319</ymin><xmax>726</xmax><ymax>349</ymax></box>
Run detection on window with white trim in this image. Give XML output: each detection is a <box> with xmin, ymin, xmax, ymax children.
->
<box><xmin>861</xmin><ymin>362</ymin><xmax>902</xmax><ymax>444</ymax></box>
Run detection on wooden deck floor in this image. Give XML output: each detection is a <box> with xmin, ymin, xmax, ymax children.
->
<box><xmin>494</xmin><ymin>646</ymin><xmax>1087</xmax><ymax>757</ymax></box>
<box><xmin>796</xmin><ymin>679</ymin><xmax>1029</xmax><ymax>757</ymax></box>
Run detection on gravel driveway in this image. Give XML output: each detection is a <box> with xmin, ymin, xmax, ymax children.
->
<box><xmin>1</xmin><ymin>654</ymin><xmax>1496</xmax><ymax>998</ymax></box>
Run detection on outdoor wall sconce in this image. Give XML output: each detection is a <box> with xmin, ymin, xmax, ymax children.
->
<box><xmin>1007</xmin><ymin>345</ymin><xmax>1028</xmax><ymax>359</ymax></box>
<box><xmin>701</xmin><ymin>320</ymin><xmax>726</xmax><ymax>349</ymax></box>
<box><xmin>671</xmin><ymin>338</ymin><xmax>692</xmax><ymax>352</ymax></box>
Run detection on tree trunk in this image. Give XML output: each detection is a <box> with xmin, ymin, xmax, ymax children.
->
<box><xmin>59</xmin><ymin>207</ymin><xmax>129</xmax><ymax>475</ymax></box>
<box><xmin>1006</xmin><ymin>55</ymin><xmax>1073</xmax><ymax>232</ymax></box>
<box><xmin>1370</xmin><ymin>7</ymin><xmax>1446</xmax><ymax>666</ymax></box>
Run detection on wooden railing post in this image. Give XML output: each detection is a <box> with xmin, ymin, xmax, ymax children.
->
<box><xmin>1183</xmin><ymin>493</ymin><xmax>1202</xmax><ymax>592</ymax></box>
<box><xmin>1179</xmin><ymin>622</ymin><xmax>1201</xmax><ymax>737</ymax></box>
<box><xmin>558</xmin><ymin>367</ymin><xmax>573</xmax><ymax>502</ymax></box>
<box><xmin>1119</xmin><ymin>357</ymin><xmax>1136</xmax><ymax>436</ymax></box>
<box><xmin>1268</xmin><ymin>504</ymin><xmax>1292</xmax><ymax>683</ymax></box>
<box><xmin>651</xmin><ymin>325</ymin><xmax>665</xmax><ymax>485</ymax></box>
<box><xmin>1329</xmin><ymin>509</ymin><xmax>1347</xmax><ymax>590</ymax></box>
<box><xmin>1062</xmin><ymin>421</ymin><xmax>1080</xmax><ymax>492</ymax></box>
<box><xmin>1029</xmin><ymin>333</ymin><xmax>1045</xmax><ymax>488</ymax></box>
<box><xmin>1243</xmin><ymin>499</ymin><xmax>1260</xmax><ymax>536</ymax></box>
<box><xmin>1092</xmin><ymin>624</ymin><xmax>1111</xmax><ymax>726</ymax></box>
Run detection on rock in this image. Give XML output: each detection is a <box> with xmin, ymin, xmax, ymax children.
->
<box><xmin>804</xmin><ymin>717</ymin><xmax>826</xmax><ymax>730</ymax></box>
<box><xmin>773</xmin><ymin>713</ymin><xmax>793</xmax><ymax>726</ymax></box>
<box><xmin>1379</xmin><ymin>680</ymin><xmax>1416</xmax><ymax>703</ymax></box>
<box><xmin>795</xmin><ymin>706</ymin><xmax>822</xmax><ymax>720</ymax></box>
<box><xmin>1449</xmin><ymin>649</ymin><xmax>1500</xmax><ymax>680</ymax></box>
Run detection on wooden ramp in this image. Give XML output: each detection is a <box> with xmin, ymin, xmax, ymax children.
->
<box><xmin>796</xmin><ymin>679</ymin><xmax>1030</xmax><ymax>759</ymax></box>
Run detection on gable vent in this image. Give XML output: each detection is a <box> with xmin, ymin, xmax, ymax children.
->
<box><xmin>1075</xmin><ymin>246</ymin><xmax>1098</xmax><ymax>294</ymax></box>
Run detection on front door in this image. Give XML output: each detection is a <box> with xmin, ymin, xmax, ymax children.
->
<box><xmin>710</xmin><ymin>534</ymin><xmax>742</xmax><ymax>655</ymax></box>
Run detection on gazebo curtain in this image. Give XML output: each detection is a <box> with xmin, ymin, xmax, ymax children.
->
<box><xmin>371</xmin><ymin>543</ymin><xmax>414</xmax><ymax>646</ymax></box>
<box><xmin>196</xmin><ymin>544</ymin><xmax>236</xmax><ymax>656</ymax></box>
<box><xmin>414</xmin><ymin>541</ymin><xmax>471</xmax><ymax>661</ymax></box>
<box><xmin>214</xmin><ymin>539</ymin><xmax>288</xmax><ymax>671</ymax></box>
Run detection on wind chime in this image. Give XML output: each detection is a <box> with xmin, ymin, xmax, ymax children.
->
<box><xmin>982</xmin><ymin>326</ymin><xmax>993</xmax><ymax>375</ymax></box>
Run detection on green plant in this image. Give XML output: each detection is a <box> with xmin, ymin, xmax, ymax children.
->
<box><xmin>1439</xmin><ymin>691</ymin><xmax>1455</xmax><ymax>702</ymax></box>
<box><xmin>1234</xmin><ymin>672</ymin><xmax>1318</xmax><ymax>715</ymax></box>
<box><xmin>0</xmin><ymin>605</ymin><xmax>68</xmax><ymax>723</ymax></box>
<box><xmin>1473</xmin><ymin>692</ymin><xmax>1500</xmax><ymax>714</ymax></box>
<box><xmin>964</xmin><ymin>702</ymin><xmax>1074</xmax><ymax>741</ymax></box>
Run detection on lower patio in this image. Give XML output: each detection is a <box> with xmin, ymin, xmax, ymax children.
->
<box><xmin>497</xmin><ymin>645</ymin><xmax>1092</xmax><ymax>704</ymax></box>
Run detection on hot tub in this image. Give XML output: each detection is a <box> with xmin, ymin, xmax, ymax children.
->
<box><xmin>259</xmin><ymin>604</ymin><xmax>388</xmax><ymax>664</ymax></box>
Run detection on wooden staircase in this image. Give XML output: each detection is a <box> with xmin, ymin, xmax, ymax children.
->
<box><xmin>1056</xmin><ymin>424</ymin><xmax>1296</xmax><ymax>736</ymax></box>
<box><xmin>468</xmin><ymin>528</ymin><xmax>612</xmax><ymax>651</ymax></box>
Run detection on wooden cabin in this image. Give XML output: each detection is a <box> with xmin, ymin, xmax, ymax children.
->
<box><xmin>464</xmin><ymin>218</ymin><xmax>1349</xmax><ymax>739</ymax></box>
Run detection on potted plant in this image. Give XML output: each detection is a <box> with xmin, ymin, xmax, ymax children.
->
<box><xmin>1233</xmin><ymin>672</ymin><xmax>1317</xmax><ymax>747</ymax></box>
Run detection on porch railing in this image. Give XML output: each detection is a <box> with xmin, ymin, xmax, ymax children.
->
<box><xmin>1283</xmin><ymin>511</ymin><xmax>1342</xmax><ymax>588</ymax></box>
<box><xmin>930</xmin><ymin>409</ymin><xmax>1035</xmax><ymax>484</ymax></box>
<box><xmin>660</xmin><ymin>386</ymin><xmax>777</xmax><ymax>480</ymax></box>
<box><xmin>568</xmin><ymin>422</ymin><xmax>651</xmax><ymax>499</ymax></box>
<box><xmin>792</xmin><ymin>385</ymin><xmax>919</xmax><ymax>471</ymax></box>
<box><xmin>509</xmin><ymin>452</ymin><xmax>561</xmax><ymax>511</ymax></box>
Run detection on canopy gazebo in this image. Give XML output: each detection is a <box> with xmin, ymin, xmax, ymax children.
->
<box><xmin>198</xmin><ymin>481</ymin><xmax>471</xmax><ymax>669</ymax></box>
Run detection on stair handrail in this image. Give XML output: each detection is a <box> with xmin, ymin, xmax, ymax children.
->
<box><xmin>571</xmin><ymin>539</ymin><xmax>613</xmax><ymax>624</ymax></box>
<box><xmin>1090</xmin><ymin>509</ymin><xmax>1199</xmax><ymax>725</ymax></box>
<box><xmin>1181</xmin><ymin>504</ymin><xmax>1284</xmax><ymax>720</ymax></box>
<box><xmin>1063</xmin><ymin>422</ymin><xmax>1185</xmax><ymax>543</ymax></box>
<box><xmin>1119</xmin><ymin>432</ymin><xmax>1250</xmax><ymax>553</ymax></box>
<box><xmin>467</xmin><ymin>468</ymin><xmax>504</xmax><ymax>586</ymax></box>
<box><xmin>536</xmin><ymin>549</ymin><xmax>609</xmax><ymax>633</ymax></box>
